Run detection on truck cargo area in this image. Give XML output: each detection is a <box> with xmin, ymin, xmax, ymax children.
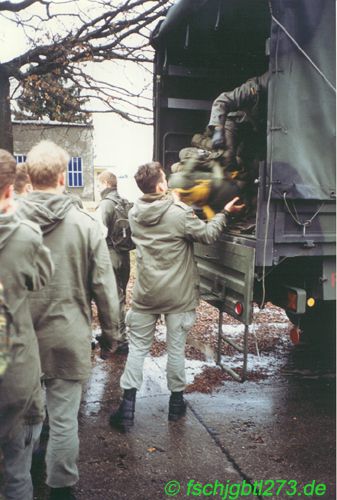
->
<box><xmin>152</xmin><ymin>0</ymin><xmax>336</xmax><ymax>345</ymax></box>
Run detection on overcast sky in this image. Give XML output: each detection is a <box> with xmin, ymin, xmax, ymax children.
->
<box><xmin>90</xmin><ymin>61</ymin><xmax>154</xmax><ymax>174</ymax></box>
<box><xmin>93</xmin><ymin>110</ymin><xmax>151</xmax><ymax>201</ymax></box>
<box><xmin>90</xmin><ymin>61</ymin><xmax>153</xmax><ymax>201</ymax></box>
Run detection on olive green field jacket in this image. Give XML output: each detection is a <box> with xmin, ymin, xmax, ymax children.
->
<box><xmin>0</xmin><ymin>212</ymin><xmax>53</xmax><ymax>439</ymax></box>
<box><xmin>129</xmin><ymin>193</ymin><xmax>226</xmax><ymax>314</ymax></box>
<box><xmin>17</xmin><ymin>192</ymin><xmax>120</xmax><ymax>381</ymax></box>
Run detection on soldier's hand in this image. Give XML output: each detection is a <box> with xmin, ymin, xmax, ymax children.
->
<box><xmin>224</xmin><ymin>196</ymin><xmax>245</xmax><ymax>214</ymax></box>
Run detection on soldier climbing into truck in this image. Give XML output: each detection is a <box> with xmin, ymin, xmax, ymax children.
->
<box><xmin>168</xmin><ymin>72</ymin><xmax>270</xmax><ymax>230</ymax></box>
<box><xmin>208</xmin><ymin>72</ymin><xmax>269</xmax><ymax>152</ymax></box>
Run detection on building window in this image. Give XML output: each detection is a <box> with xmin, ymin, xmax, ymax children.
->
<box><xmin>14</xmin><ymin>154</ymin><xmax>27</xmax><ymax>164</ymax></box>
<box><xmin>68</xmin><ymin>157</ymin><xmax>83</xmax><ymax>187</ymax></box>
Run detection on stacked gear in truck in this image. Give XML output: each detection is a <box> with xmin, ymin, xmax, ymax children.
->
<box><xmin>169</xmin><ymin>147</ymin><xmax>244</xmax><ymax>220</ymax></box>
<box><xmin>168</xmin><ymin>100</ymin><xmax>264</xmax><ymax>224</ymax></box>
<box><xmin>167</xmin><ymin>75</ymin><xmax>268</xmax><ymax>226</ymax></box>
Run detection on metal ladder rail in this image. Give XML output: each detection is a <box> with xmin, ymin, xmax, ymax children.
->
<box><xmin>216</xmin><ymin>308</ymin><xmax>249</xmax><ymax>383</ymax></box>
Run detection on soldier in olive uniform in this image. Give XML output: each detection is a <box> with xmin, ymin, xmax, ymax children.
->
<box><xmin>0</xmin><ymin>150</ymin><xmax>54</xmax><ymax>500</ymax></box>
<box><xmin>97</xmin><ymin>170</ymin><xmax>132</xmax><ymax>354</ymax></box>
<box><xmin>209</xmin><ymin>72</ymin><xmax>269</xmax><ymax>150</ymax></box>
<box><xmin>17</xmin><ymin>140</ymin><xmax>120</xmax><ymax>500</ymax></box>
<box><xmin>109</xmin><ymin>162</ymin><xmax>244</xmax><ymax>433</ymax></box>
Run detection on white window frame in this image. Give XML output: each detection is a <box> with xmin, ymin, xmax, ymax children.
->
<box><xmin>14</xmin><ymin>154</ymin><xmax>27</xmax><ymax>164</ymax></box>
<box><xmin>67</xmin><ymin>157</ymin><xmax>84</xmax><ymax>187</ymax></box>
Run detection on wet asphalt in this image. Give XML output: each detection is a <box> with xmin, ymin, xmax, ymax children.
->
<box><xmin>31</xmin><ymin>334</ymin><xmax>336</xmax><ymax>500</ymax></box>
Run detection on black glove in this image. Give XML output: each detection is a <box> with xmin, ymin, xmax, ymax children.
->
<box><xmin>96</xmin><ymin>334</ymin><xmax>116</xmax><ymax>360</ymax></box>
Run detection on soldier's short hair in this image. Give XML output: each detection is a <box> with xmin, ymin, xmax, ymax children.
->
<box><xmin>14</xmin><ymin>163</ymin><xmax>31</xmax><ymax>194</ymax></box>
<box><xmin>26</xmin><ymin>140</ymin><xmax>69</xmax><ymax>189</ymax></box>
<box><xmin>0</xmin><ymin>149</ymin><xmax>16</xmax><ymax>196</ymax></box>
<box><xmin>134</xmin><ymin>162</ymin><xmax>164</xmax><ymax>194</ymax></box>
<box><xmin>98</xmin><ymin>170</ymin><xmax>117</xmax><ymax>189</ymax></box>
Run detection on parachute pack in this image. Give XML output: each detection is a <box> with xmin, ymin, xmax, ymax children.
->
<box><xmin>168</xmin><ymin>146</ymin><xmax>246</xmax><ymax>220</ymax></box>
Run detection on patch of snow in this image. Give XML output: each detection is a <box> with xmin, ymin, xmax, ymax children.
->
<box><xmin>154</xmin><ymin>323</ymin><xmax>167</xmax><ymax>342</ymax></box>
<box><xmin>220</xmin><ymin>333</ymin><xmax>291</xmax><ymax>375</ymax></box>
<box><xmin>211</xmin><ymin>322</ymin><xmax>290</xmax><ymax>338</ymax></box>
<box><xmin>139</xmin><ymin>354</ymin><xmax>213</xmax><ymax>397</ymax></box>
<box><xmin>82</xmin><ymin>359</ymin><xmax>109</xmax><ymax>416</ymax></box>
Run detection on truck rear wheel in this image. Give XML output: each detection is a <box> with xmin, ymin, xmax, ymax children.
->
<box><xmin>286</xmin><ymin>301</ymin><xmax>336</xmax><ymax>345</ymax></box>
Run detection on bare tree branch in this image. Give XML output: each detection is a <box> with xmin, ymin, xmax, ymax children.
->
<box><xmin>0</xmin><ymin>0</ymin><xmax>42</xmax><ymax>12</ymax></box>
<box><xmin>0</xmin><ymin>0</ymin><xmax>173</xmax><ymax>149</ymax></box>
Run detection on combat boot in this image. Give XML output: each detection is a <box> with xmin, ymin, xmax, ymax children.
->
<box><xmin>168</xmin><ymin>391</ymin><xmax>187</xmax><ymax>422</ymax></box>
<box><xmin>49</xmin><ymin>486</ymin><xmax>76</xmax><ymax>500</ymax></box>
<box><xmin>114</xmin><ymin>340</ymin><xmax>129</xmax><ymax>355</ymax></box>
<box><xmin>109</xmin><ymin>388</ymin><xmax>136</xmax><ymax>432</ymax></box>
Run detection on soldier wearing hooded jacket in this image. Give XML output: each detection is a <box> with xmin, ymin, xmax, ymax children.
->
<box><xmin>0</xmin><ymin>149</ymin><xmax>54</xmax><ymax>500</ymax></box>
<box><xmin>109</xmin><ymin>161</ymin><xmax>244</xmax><ymax>432</ymax></box>
<box><xmin>96</xmin><ymin>170</ymin><xmax>132</xmax><ymax>354</ymax></box>
<box><xmin>17</xmin><ymin>140</ymin><xmax>120</xmax><ymax>500</ymax></box>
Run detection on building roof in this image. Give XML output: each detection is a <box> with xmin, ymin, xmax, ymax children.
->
<box><xmin>12</xmin><ymin>120</ymin><xmax>93</xmax><ymax>128</ymax></box>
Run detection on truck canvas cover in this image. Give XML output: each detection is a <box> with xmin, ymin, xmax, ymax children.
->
<box><xmin>267</xmin><ymin>0</ymin><xmax>336</xmax><ymax>200</ymax></box>
<box><xmin>152</xmin><ymin>0</ymin><xmax>336</xmax><ymax>201</ymax></box>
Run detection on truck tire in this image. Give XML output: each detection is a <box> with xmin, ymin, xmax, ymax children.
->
<box><xmin>286</xmin><ymin>301</ymin><xmax>336</xmax><ymax>345</ymax></box>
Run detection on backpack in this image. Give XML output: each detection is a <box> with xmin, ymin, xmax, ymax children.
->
<box><xmin>0</xmin><ymin>281</ymin><xmax>12</xmax><ymax>382</ymax></box>
<box><xmin>109</xmin><ymin>198</ymin><xmax>135</xmax><ymax>252</ymax></box>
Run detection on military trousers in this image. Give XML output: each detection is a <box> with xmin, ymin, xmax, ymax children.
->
<box><xmin>108</xmin><ymin>248</ymin><xmax>130</xmax><ymax>344</ymax></box>
<box><xmin>1</xmin><ymin>421</ymin><xmax>42</xmax><ymax>500</ymax></box>
<box><xmin>44</xmin><ymin>379</ymin><xmax>83</xmax><ymax>488</ymax></box>
<box><xmin>120</xmin><ymin>309</ymin><xmax>196</xmax><ymax>392</ymax></box>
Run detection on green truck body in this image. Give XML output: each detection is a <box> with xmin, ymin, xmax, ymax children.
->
<box><xmin>151</xmin><ymin>0</ymin><xmax>336</xmax><ymax>335</ymax></box>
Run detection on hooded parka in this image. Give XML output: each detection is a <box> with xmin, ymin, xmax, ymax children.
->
<box><xmin>129</xmin><ymin>193</ymin><xmax>226</xmax><ymax>314</ymax></box>
<box><xmin>17</xmin><ymin>192</ymin><xmax>120</xmax><ymax>381</ymax></box>
<box><xmin>0</xmin><ymin>212</ymin><xmax>53</xmax><ymax>439</ymax></box>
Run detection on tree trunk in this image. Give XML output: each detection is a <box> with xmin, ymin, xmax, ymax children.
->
<box><xmin>0</xmin><ymin>66</ymin><xmax>13</xmax><ymax>153</ymax></box>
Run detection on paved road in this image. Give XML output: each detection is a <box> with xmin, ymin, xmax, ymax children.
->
<box><xmin>31</xmin><ymin>338</ymin><xmax>335</xmax><ymax>500</ymax></box>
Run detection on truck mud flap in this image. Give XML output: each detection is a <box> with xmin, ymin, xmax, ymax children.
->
<box><xmin>194</xmin><ymin>240</ymin><xmax>255</xmax><ymax>381</ymax></box>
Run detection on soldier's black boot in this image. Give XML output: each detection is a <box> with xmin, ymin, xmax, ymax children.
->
<box><xmin>109</xmin><ymin>388</ymin><xmax>136</xmax><ymax>432</ymax></box>
<box><xmin>168</xmin><ymin>391</ymin><xmax>187</xmax><ymax>422</ymax></box>
<box><xmin>212</xmin><ymin>127</ymin><xmax>225</xmax><ymax>149</ymax></box>
<box><xmin>49</xmin><ymin>487</ymin><xmax>76</xmax><ymax>500</ymax></box>
<box><xmin>114</xmin><ymin>340</ymin><xmax>129</xmax><ymax>355</ymax></box>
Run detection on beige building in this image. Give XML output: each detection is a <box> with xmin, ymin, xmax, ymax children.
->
<box><xmin>13</xmin><ymin>120</ymin><xmax>95</xmax><ymax>200</ymax></box>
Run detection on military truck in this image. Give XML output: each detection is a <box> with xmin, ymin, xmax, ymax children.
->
<box><xmin>151</xmin><ymin>0</ymin><xmax>336</xmax><ymax>378</ymax></box>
